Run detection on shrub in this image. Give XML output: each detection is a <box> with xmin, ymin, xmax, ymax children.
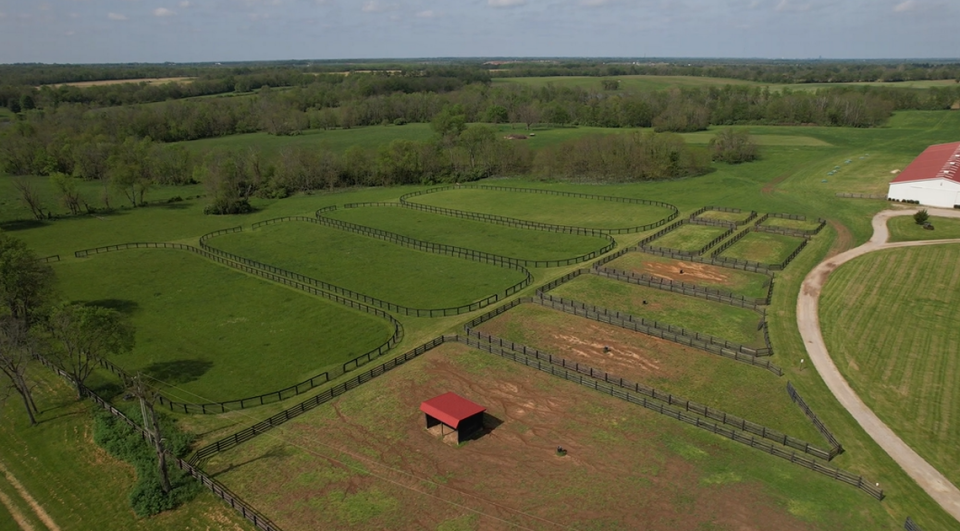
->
<box><xmin>709</xmin><ymin>129</ymin><xmax>759</xmax><ymax>164</ymax></box>
<box><xmin>914</xmin><ymin>209</ymin><xmax>929</xmax><ymax>225</ymax></box>
<box><xmin>203</xmin><ymin>197</ymin><xmax>253</xmax><ymax>215</ymax></box>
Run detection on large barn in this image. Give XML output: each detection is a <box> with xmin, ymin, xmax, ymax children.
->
<box><xmin>888</xmin><ymin>141</ymin><xmax>960</xmax><ymax>208</ymax></box>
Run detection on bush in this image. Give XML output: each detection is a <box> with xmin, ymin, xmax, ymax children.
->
<box><xmin>203</xmin><ymin>197</ymin><xmax>253</xmax><ymax>215</ymax></box>
<box><xmin>709</xmin><ymin>129</ymin><xmax>759</xmax><ymax>164</ymax></box>
<box><xmin>914</xmin><ymin>209</ymin><xmax>929</xmax><ymax>225</ymax></box>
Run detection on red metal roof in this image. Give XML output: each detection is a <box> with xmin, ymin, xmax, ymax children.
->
<box><xmin>891</xmin><ymin>141</ymin><xmax>960</xmax><ymax>184</ymax></box>
<box><xmin>420</xmin><ymin>392</ymin><xmax>486</xmax><ymax>429</ymax></box>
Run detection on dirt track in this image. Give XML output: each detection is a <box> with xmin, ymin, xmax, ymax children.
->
<box><xmin>798</xmin><ymin>208</ymin><xmax>960</xmax><ymax>522</ymax></box>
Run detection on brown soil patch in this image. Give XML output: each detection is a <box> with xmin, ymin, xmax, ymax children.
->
<box><xmin>761</xmin><ymin>173</ymin><xmax>789</xmax><ymax>195</ymax></box>
<box><xmin>217</xmin><ymin>343</ymin><xmax>817</xmax><ymax>531</ymax></box>
<box><xmin>639</xmin><ymin>259</ymin><xmax>730</xmax><ymax>284</ymax></box>
<box><xmin>825</xmin><ymin>219</ymin><xmax>854</xmax><ymax>258</ymax></box>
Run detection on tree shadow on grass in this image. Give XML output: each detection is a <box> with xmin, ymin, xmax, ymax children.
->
<box><xmin>0</xmin><ymin>219</ymin><xmax>48</xmax><ymax>231</ymax></box>
<box><xmin>142</xmin><ymin>359</ymin><xmax>213</xmax><ymax>387</ymax></box>
<box><xmin>78</xmin><ymin>299</ymin><xmax>140</xmax><ymax>315</ymax></box>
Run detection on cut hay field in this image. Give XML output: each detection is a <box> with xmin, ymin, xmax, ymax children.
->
<box><xmin>888</xmin><ymin>215</ymin><xmax>960</xmax><ymax>242</ymax></box>
<box><xmin>210</xmin><ymin>220</ymin><xmax>529</xmax><ymax>309</ymax></box>
<box><xmin>547</xmin><ymin>273</ymin><xmax>767</xmax><ymax>347</ymax></box>
<box><xmin>718</xmin><ymin>231</ymin><xmax>806</xmax><ymax>265</ymax></box>
<box><xmin>406</xmin><ymin>187</ymin><xmax>675</xmax><ymax>229</ymax></box>
<box><xmin>820</xmin><ymin>245</ymin><xmax>960</xmax><ymax>489</ymax></box>
<box><xmin>605</xmin><ymin>252</ymin><xmax>771</xmax><ymax>299</ymax></box>
<box><xmin>648</xmin><ymin>223</ymin><xmax>730</xmax><ymax>253</ymax></box>
<box><xmin>56</xmin><ymin>249</ymin><xmax>395</xmax><ymax>403</ymax></box>
<box><xmin>323</xmin><ymin>205</ymin><xmax>611</xmax><ymax>262</ymax></box>
<box><xmin>204</xmin><ymin>342</ymin><xmax>886</xmax><ymax>531</ymax></box>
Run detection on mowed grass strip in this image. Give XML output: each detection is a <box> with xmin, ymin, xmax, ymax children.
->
<box><xmin>324</xmin><ymin>205</ymin><xmax>611</xmax><ymax>262</ymax></box>
<box><xmin>888</xmin><ymin>215</ymin><xmax>960</xmax><ymax>242</ymax></box>
<box><xmin>719</xmin><ymin>231</ymin><xmax>806</xmax><ymax>265</ymax></box>
<box><xmin>213</xmin><ymin>221</ymin><xmax>529</xmax><ymax>308</ymax></box>
<box><xmin>206</xmin><ymin>342</ymin><xmax>884</xmax><ymax>530</ymax></box>
<box><xmin>650</xmin><ymin>223</ymin><xmax>730</xmax><ymax>253</ymax></box>
<box><xmin>606</xmin><ymin>252</ymin><xmax>771</xmax><ymax>299</ymax></box>
<box><xmin>821</xmin><ymin>245</ymin><xmax>960</xmax><ymax>488</ymax></box>
<box><xmin>548</xmin><ymin>274</ymin><xmax>767</xmax><ymax>347</ymax></box>
<box><xmin>56</xmin><ymin>249</ymin><xmax>394</xmax><ymax>403</ymax></box>
<box><xmin>408</xmin><ymin>188</ymin><xmax>674</xmax><ymax>229</ymax></box>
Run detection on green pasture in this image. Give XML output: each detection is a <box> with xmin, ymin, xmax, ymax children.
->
<box><xmin>649</xmin><ymin>223</ymin><xmax>730</xmax><ymax>253</ymax></box>
<box><xmin>324</xmin><ymin>205</ymin><xmax>610</xmax><ymax>262</ymax></box>
<box><xmin>407</xmin><ymin>187</ymin><xmax>675</xmax><ymax>229</ymax></box>
<box><xmin>0</xmin><ymin>367</ymin><xmax>254</xmax><ymax>531</ymax></box>
<box><xmin>205</xmin><ymin>343</ymin><xmax>891</xmax><ymax>530</ymax></box>
<box><xmin>211</xmin><ymin>220</ymin><xmax>529</xmax><ymax>309</ymax></box>
<box><xmin>719</xmin><ymin>231</ymin><xmax>806</xmax><ymax>266</ymax></box>
<box><xmin>821</xmin><ymin>245</ymin><xmax>960</xmax><ymax>489</ymax></box>
<box><xmin>696</xmin><ymin>209</ymin><xmax>754</xmax><ymax>223</ymax></box>
<box><xmin>605</xmin><ymin>252</ymin><xmax>771</xmax><ymax>299</ymax></box>
<box><xmin>548</xmin><ymin>273</ymin><xmax>766</xmax><ymax>347</ymax></box>
<box><xmin>762</xmin><ymin>216</ymin><xmax>824</xmax><ymax>231</ymax></box>
<box><xmin>888</xmin><ymin>215</ymin><xmax>960</xmax><ymax>242</ymax></box>
<box><xmin>56</xmin><ymin>249</ymin><xmax>394</xmax><ymax>403</ymax></box>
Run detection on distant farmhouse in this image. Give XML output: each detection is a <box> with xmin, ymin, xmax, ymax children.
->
<box><xmin>888</xmin><ymin>141</ymin><xmax>960</xmax><ymax>208</ymax></box>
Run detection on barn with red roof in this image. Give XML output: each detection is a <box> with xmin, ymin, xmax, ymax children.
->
<box><xmin>420</xmin><ymin>392</ymin><xmax>486</xmax><ymax>443</ymax></box>
<box><xmin>888</xmin><ymin>141</ymin><xmax>960</xmax><ymax>208</ymax></box>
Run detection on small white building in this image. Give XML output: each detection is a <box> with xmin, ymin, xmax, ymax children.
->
<box><xmin>888</xmin><ymin>141</ymin><xmax>960</xmax><ymax>209</ymax></box>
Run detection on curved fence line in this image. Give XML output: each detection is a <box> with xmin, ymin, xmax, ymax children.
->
<box><xmin>399</xmin><ymin>184</ymin><xmax>680</xmax><ymax>235</ymax></box>
<box><xmin>332</xmin><ymin>201</ymin><xmax>617</xmax><ymax>268</ymax></box>
<box><xmin>73</xmin><ymin>241</ymin><xmax>403</xmax><ymax>413</ymax></box>
<box><xmin>200</xmin><ymin>218</ymin><xmax>532</xmax><ymax>318</ymax></box>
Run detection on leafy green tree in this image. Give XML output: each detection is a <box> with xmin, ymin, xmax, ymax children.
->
<box><xmin>10</xmin><ymin>177</ymin><xmax>45</xmax><ymax>220</ymax></box>
<box><xmin>483</xmin><ymin>105</ymin><xmax>508</xmax><ymax>124</ymax></box>
<box><xmin>914</xmin><ymin>209</ymin><xmax>930</xmax><ymax>225</ymax></box>
<box><xmin>47</xmin><ymin>303</ymin><xmax>135</xmax><ymax>398</ymax></box>
<box><xmin>0</xmin><ymin>233</ymin><xmax>56</xmax><ymax>325</ymax></box>
<box><xmin>431</xmin><ymin>104</ymin><xmax>467</xmax><ymax>143</ymax></box>
<box><xmin>709</xmin><ymin>129</ymin><xmax>759</xmax><ymax>163</ymax></box>
<box><xmin>108</xmin><ymin>138</ymin><xmax>155</xmax><ymax>207</ymax></box>
<box><xmin>50</xmin><ymin>172</ymin><xmax>85</xmax><ymax>215</ymax></box>
<box><xmin>0</xmin><ymin>317</ymin><xmax>39</xmax><ymax>425</ymax></box>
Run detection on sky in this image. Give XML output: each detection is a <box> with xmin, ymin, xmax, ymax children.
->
<box><xmin>0</xmin><ymin>0</ymin><xmax>958</xmax><ymax>64</ymax></box>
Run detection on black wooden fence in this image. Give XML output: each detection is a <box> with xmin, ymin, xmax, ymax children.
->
<box><xmin>73</xmin><ymin>241</ymin><xmax>405</xmax><ymax>413</ymax></box>
<box><xmin>460</xmin><ymin>335</ymin><xmax>883</xmax><ymax>500</ymax></box>
<box><xmin>641</xmin><ymin>221</ymin><xmax>737</xmax><ymax>257</ymax></box>
<box><xmin>689</xmin><ymin>206</ymin><xmax>759</xmax><ymax>227</ymax></box>
<box><xmin>190</xmin><ymin>335</ymin><xmax>454</xmax><ymax>464</ymax></box>
<box><xmin>38</xmin><ymin>254</ymin><xmax>61</xmax><ymax>263</ymax></box>
<box><xmin>786</xmin><ymin>382</ymin><xmax>844</xmax><ymax>459</ymax></box>
<box><xmin>904</xmin><ymin>517</ymin><xmax>924</xmax><ymax>531</ymax></box>
<box><xmin>592</xmin><ymin>266</ymin><xmax>771</xmax><ymax>310</ymax></box>
<box><xmin>399</xmin><ymin>184</ymin><xmax>680</xmax><ymax>235</ymax></box>
<box><xmin>755</xmin><ymin>213</ymin><xmax>828</xmax><ymax>238</ymax></box>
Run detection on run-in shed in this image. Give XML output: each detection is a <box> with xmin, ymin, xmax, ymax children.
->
<box><xmin>420</xmin><ymin>392</ymin><xmax>486</xmax><ymax>443</ymax></box>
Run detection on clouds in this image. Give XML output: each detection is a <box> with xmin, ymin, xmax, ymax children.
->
<box><xmin>107</xmin><ymin>12</ymin><xmax>127</xmax><ymax>20</ymax></box>
<box><xmin>488</xmin><ymin>0</ymin><xmax>525</xmax><ymax>7</ymax></box>
<box><xmin>153</xmin><ymin>8</ymin><xmax>176</xmax><ymax>17</ymax></box>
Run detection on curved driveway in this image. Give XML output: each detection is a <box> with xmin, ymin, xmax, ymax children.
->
<box><xmin>798</xmin><ymin>208</ymin><xmax>960</xmax><ymax>522</ymax></box>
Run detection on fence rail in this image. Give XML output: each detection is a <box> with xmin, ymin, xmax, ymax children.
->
<box><xmin>593</xmin><ymin>266</ymin><xmax>771</xmax><ymax>310</ymax></box>
<box><xmin>904</xmin><ymin>517</ymin><xmax>924</xmax><ymax>531</ymax></box>
<box><xmin>399</xmin><ymin>184</ymin><xmax>680</xmax><ymax>235</ymax></box>
<box><xmin>73</xmin><ymin>241</ymin><xmax>405</xmax><ymax>413</ymax></box>
<box><xmin>787</xmin><ymin>382</ymin><xmax>844</xmax><ymax>459</ymax></box>
<box><xmin>38</xmin><ymin>254</ymin><xmax>61</xmax><ymax>263</ymax></box>
<box><xmin>460</xmin><ymin>336</ymin><xmax>882</xmax><ymax>500</ymax></box>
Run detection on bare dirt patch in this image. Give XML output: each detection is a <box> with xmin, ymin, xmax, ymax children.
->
<box><xmin>641</xmin><ymin>259</ymin><xmax>730</xmax><ymax>284</ymax></box>
<box><xmin>825</xmin><ymin>219</ymin><xmax>854</xmax><ymax>258</ymax></box>
<box><xmin>761</xmin><ymin>173</ymin><xmax>790</xmax><ymax>195</ymax></box>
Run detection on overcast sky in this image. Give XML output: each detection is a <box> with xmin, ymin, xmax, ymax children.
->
<box><xmin>0</xmin><ymin>0</ymin><xmax>957</xmax><ymax>64</ymax></box>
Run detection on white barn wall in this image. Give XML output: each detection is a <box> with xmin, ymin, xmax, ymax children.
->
<box><xmin>888</xmin><ymin>179</ymin><xmax>960</xmax><ymax>208</ymax></box>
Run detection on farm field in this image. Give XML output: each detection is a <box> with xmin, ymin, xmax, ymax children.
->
<box><xmin>43</xmin><ymin>76</ymin><xmax>195</xmax><ymax>87</ymax></box>
<box><xmin>718</xmin><ymin>231</ymin><xmax>806</xmax><ymax>265</ymax></box>
<box><xmin>210</xmin><ymin>220</ymin><xmax>529</xmax><ymax>309</ymax></box>
<box><xmin>406</xmin><ymin>187</ymin><xmax>675</xmax><ymax>229</ymax></box>
<box><xmin>204</xmin><ymin>342</ymin><xmax>886</xmax><ymax>531</ymax></box>
<box><xmin>56</xmin><ymin>249</ymin><xmax>395</xmax><ymax>403</ymax></box>
<box><xmin>604</xmin><ymin>252</ymin><xmax>771</xmax><ymax>299</ymax></box>
<box><xmin>323</xmin><ymin>205</ymin><xmax>611</xmax><ymax>262</ymax></box>
<box><xmin>0</xmin><ymin>368</ymin><xmax>254</xmax><ymax>531</ymax></box>
<box><xmin>888</xmin><ymin>215</ymin><xmax>960</xmax><ymax>242</ymax></box>
<box><xmin>546</xmin><ymin>273</ymin><xmax>767</xmax><ymax>347</ymax></box>
<box><xmin>648</xmin><ymin>223</ymin><xmax>730</xmax><ymax>253</ymax></box>
<box><xmin>820</xmin><ymin>245</ymin><xmax>960</xmax><ymax>489</ymax></box>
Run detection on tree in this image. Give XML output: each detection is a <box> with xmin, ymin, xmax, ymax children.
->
<box><xmin>47</xmin><ymin>304</ymin><xmax>135</xmax><ymax>398</ymax></box>
<box><xmin>108</xmin><ymin>138</ymin><xmax>155</xmax><ymax>207</ymax></box>
<box><xmin>708</xmin><ymin>129</ymin><xmax>759</xmax><ymax>164</ymax></box>
<box><xmin>601</xmin><ymin>79</ymin><xmax>620</xmax><ymax>91</ymax></box>
<box><xmin>11</xmin><ymin>177</ymin><xmax>45</xmax><ymax>220</ymax></box>
<box><xmin>914</xmin><ymin>209</ymin><xmax>929</xmax><ymax>225</ymax></box>
<box><xmin>0</xmin><ymin>234</ymin><xmax>56</xmax><ymax>325</ymax></box>
<box><xmin>431</xmin><ymin>104</ymin><xmax>467</xmax><ymax>145</ymax></box>
<box><xmin>0</xmin><ymin>317</ymin><xmax>39</xmax><ymax>425</ymax></box>
<box><xmin>50</xmin><ymin>172</ymin><xmax>85</xmax><ymax>215</ymax></box>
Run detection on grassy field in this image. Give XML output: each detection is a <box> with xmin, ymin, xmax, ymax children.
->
<box><xmin>763</xmin><ymin>217</ymin><xmax>824</xmax><ymax>231</ymax></box>
<box><xmin>719</xmin><ymin>231</ymin><xmax>807</xmax><ymax>265</ymax></box>
<box><xmin>407</xmin><ymin>187</ymin><xmax>676</xmax><ymax>229</ymax></box>
<box><xmin>211</xmin><ymin>220</ymin><xmax>529</xmax><ymax>309</ymax></box>
<box><xmin>204</xmin><ymin>342</ymin><xmax>890</xmax><ymax>531</ymax></box>
<box><xmin>547</xmin><ymin>273</ymin><xmax>767</xmax><ymax>347</ymax></box>
<box><xmin>820</xmin><ymin>245</ymin><xmax>960</xmax><ymax>490</ymax></box>
<box><xmin>605</xmin><ymin>252</ymin><xmax>771</xmax><ymax>299</ymax></box>
<box><xmin>56</xmin><ymin>249</ymin><xmax>395</xmax><ymax>403</ymax></box>
<box><xmin>649</xmin><ymin>223</ymin><xmax>730</xmax><ymax>253</ymax></box>
<box><xmin>323</xmin><ymin>205</ymin><xmax>611</xmax><ymax>262</ymax></box>
<box><xmin>0</xmin><ymin>367</ymin><xmax>254</xmax><ymax>531</ymax></box>
<box><xmin>697</xmin><ymin>210</ymin><xmax>754</xmax><ymax>223</ymax></box>
<box><xmin>888</xmin><ymin>215</ymin><xmax>960</xmax><ymax>242</ymax></box>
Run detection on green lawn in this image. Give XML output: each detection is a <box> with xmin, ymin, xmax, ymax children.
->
<box><xmin>649</xmin><ymin>223</ymin><xmax>730</xmax><ymax>253</ymax></box>
<box><xmin>697</xmin><ymin>210</ymin><xmax>753</xmax><ymax>223</ymax></box>
<box><xmin>0</xmin><ymin>367</ymin><xmax>254</xmax><ymax>531</ymax></box>
<box><xmin>56</xmin><ymin>249</ymin><xmax>395</xmax><ymax>403</ymax></box>
<box><xmin>762</xmin><ymin>217</ymin><xmax>823</xmax><ymax>231</ymax></box>
<box><xmin>211</xmin><ymin>220</ymin><xmax>529</xmax><ymax>309</ymax></box>
<box><xmin>821</xmin><ymin>245</ymin><xmax>960</xmax><ymax>490</ymax></box>
<box><xmin>324</xmin><ymin>205</ymin><xmax>611</xmax><ymax>262</ymax></box>
<box><xmin>719</xmin><ymin>231</ymin><xmax>807</xmax><ymax>265</ymax></box>
<box><xmin>548</xmin><ymin>273</ymin><xmax>767</xmax><ymax>347</ymax></box>
<box><xmin>407</xmin><ymin>187</ymin><xmax>675</xmax><ymax>229</ymax></box>
<box><xmin>605</xmin><ymin>252</ymin><xmax>771</xmax><ymax>299</ymax></box>
<box><xmin>888</xmin><ymin>215</ymin><xmax>960</xmax><ymax>242</ymax></box>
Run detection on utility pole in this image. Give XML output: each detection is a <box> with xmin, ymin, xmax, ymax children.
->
<box><xmin>135</xmin><ymin>373</ymin><xmax>171</xmax><ymax>493</ymax></box>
